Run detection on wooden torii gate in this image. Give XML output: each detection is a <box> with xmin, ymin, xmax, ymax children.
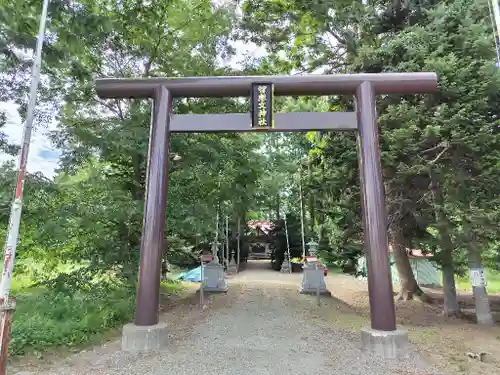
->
<box><xmin>95</xmin><ymin>73</ymin><xmax>438</xmax><ymax>354</ymax></box>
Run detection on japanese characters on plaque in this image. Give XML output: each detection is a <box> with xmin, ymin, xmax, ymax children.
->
<box><xmin>251</xmin><ymin>83</ymin><xmax>274</xmax><ymax>129</ymax></box>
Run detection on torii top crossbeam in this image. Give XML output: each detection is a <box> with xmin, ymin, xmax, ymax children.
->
<box><xmin>95</xmin><ymin>72</ymin><xmax>438</xmax><ymax>99</ymax></box>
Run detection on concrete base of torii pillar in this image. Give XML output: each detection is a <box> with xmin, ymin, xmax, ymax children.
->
<box><xmin>299</xmin><ymin>261</ymin><xmax>331</xmax><ymax>296</ymax></box>
<box><xmin>202</xmin><ymin>261</ymin><xmax>228</xmax><ymax>292</ymax></box>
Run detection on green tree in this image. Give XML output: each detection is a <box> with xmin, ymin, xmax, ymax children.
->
<box><xmin>353</xmin><ymin>0</ymin><xmax>500</xmax><ymax>319</ymax></box>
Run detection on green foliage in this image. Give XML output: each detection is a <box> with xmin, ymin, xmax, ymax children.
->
<box><xmin>240</xmin><ymin>0</ymin><xmax>500</xmax><ymax>285</ymax></box>
<box><xmin>2</xmin><ymin>0</ymin><xmax>500</xmax><ymax>356</ymax></box>
<box><xmin>9</xmin><ymin>280</ymin><xmax>183</xmax><ymax>355</ymax></box>
<box><xmin>269</xmin><ymin>214</ymin><xmax>304</xmax><ymax>270</ymax></box>
<box><xmin>354</xmin><ymin>0</ymin><xmax>500</xmax><ymax>271</ymax></box>
<box><xmin>0</xmin><ymin>0</ymin><xmax>273</xmax><ymax>356</ymax></box>
<box><xmin>10</xmin><ymin>286</ymin><xmax>135</xmax><ymax>355</ymax></box>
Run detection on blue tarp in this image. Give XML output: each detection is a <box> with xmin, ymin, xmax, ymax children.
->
<box><xmin>176</xmin><ymin>266</ymin><xmax>202</xmax><ymax>282</ymax></box>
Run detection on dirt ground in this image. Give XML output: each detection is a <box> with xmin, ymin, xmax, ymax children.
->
<box><xmin>9</xmin><ymin>263</ymin><xmax>500</xmax><ymax>375</ymax></box>
<box><xmin>237</xmin><ymin>261</ymin><xmax>500</xmax><ymax>374</ymax></box>
<box><xmin>236</xmin><ymin>261</ymin><xmax>500</xmax><ymax>375</ymax></box>
<box><xmin>323</xmin><ymin>273</ymin><xmax>500</xmax><ymax>375</ymax></box>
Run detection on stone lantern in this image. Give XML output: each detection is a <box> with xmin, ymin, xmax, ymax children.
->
<box><xmin>300</xmin><ymin>239</ymin><xmax>330</xmax><ymax>296</ymax></box>
<box><xmin>203</xmin><ymin>240</ymin><xmax>227</xmax><ymax>293</ymax></box>
<box><xmin>307</xmin><ymin>240</ymin><xmax>319</xmax><ymax>257</ymax></box>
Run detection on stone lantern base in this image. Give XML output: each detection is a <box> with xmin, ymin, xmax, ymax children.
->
<box><xmin>202</xmin><ymin>261</ymin><xmax>228</xmax><ymax>292</ymax></box>
<box><xmin>299</xmin><ymin>261</ymin><xmax>330</xmax><ymax>295</ymax></box>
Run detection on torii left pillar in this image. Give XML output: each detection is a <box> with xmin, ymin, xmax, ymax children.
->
<box><xmin>122</xmin><ymin>86</ymin><xmax>172</xmax><ymax>352</ymax></box>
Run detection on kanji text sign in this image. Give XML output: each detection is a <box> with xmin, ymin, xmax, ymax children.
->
<box><xmin>251</xmin><ymin>83</ymin><xmax>274</xmax><ymax>128</ymax></box>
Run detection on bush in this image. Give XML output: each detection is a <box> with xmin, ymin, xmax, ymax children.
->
<box><xmin>10</xmin><ymin>286</ymin><xmax>135</xmax><ymax>355</ymax></box>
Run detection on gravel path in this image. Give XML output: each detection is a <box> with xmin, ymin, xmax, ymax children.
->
<box><xmin>14</xmin><ymin>261</ymin><xmax>444</xmax><ymax>375</ymax></box>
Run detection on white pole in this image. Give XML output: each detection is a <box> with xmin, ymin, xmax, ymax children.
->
<box><xmin>491</xmin><ymin>0</ymin><xmax>500</xmax><ymax>44</ymax></box>
<box><xmin>214</xmin><ymin>178</ymin><xmax>221</xmax><ymax>262</ymax></box>
<box><xmin>489</xmin><ymin>0</ymin><xmax>500</xmax><ymax>65</ymax></box>
<box><xmin>0</xmin><ymin>0</ymin><xmax>50</xmax><ymax>369</ymax></box>
<box><xmin>0</xmin><ymin>0</ymin><xmax>50</xmax><ymax>302</ymax></box>
<box><xmin>214</xmin><ymin>207</ymin><xmax>219</xmax><ymax>260</ymax></box>
<box><xmin>316</xmin><ymin>262</ymin><xmax>320</xmax><ymax>306</ymax></box>
<box><xmin>200</xmin><ymin>257</ymin><xmax>204</xmax><ymax>308</ymax></box>
<box><xmin>225</xmin><ymin>215</ymin><xmax>229</xmax><ymax>268</ymax></box>
<box><xmin>298</xmin><ymin>173</ymin><xmax>306</xmax><ymax>258</ymax></box>
<box><xmin>284</xmin><ymin>214</ymin><xmax>291</xmax><ymax>273</ymax></box>
<box><xmin>237</xmin><ymin>217</ymin><xmax>241</xmax><ymax>269</ymax></box>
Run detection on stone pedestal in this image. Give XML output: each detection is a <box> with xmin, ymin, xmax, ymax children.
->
<box><xmin>202</xmin><ymin>261</ymin><xmax>228</xmax><ymax>292</ymax></box>
<box><xmin>299</xmin><ymin>261</ymin><xmax>330</xmax><ymax>295</ymax></box>
<box><xmin>280</xmin><ymin>257</ymin><xmax>291</xmax><ymax>273</ymax></box>
<box><xmin>360</xmin><ymin>327</ymin><xmax>409</xmax><ymax>359</ymax></box>
<box><xmin>227</xmin><ymin>257</ymin><xmax>238</xmax><ymax>274</ymax></box>
<box><xmin>121</xmin><ymin>322</ymin><xmax>169</xmax><ymax>352</ymax></box>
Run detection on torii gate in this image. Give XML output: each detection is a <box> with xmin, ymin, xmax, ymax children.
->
<box><xmin>95</xmin><ymin>73</ymin><xmax>438</xmax><ymax>356</ymax></box>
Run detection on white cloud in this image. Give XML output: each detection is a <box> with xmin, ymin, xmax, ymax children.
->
<box><xmin>224</xmin><ymin>39</ymin><xmax>267</xmax><ymax>69</ymax></box>
<box><xmin>0</xmin><ymin>102</ymin><xmax>60</xmax><ymax>178</ymax></box>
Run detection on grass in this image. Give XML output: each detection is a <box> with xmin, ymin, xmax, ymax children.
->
<box><xmin>320</xmin><ymin>274</ymin><xmax>500</xmax><ymax>375</ymax></box>
<box><xmin>10</xmin><ymin>285</ymin><xmax>134</xmax><ymax>356</ymax></box>
<box><xmin>455</xmin><ymin>268</ymin><xmax>500</xmax><ymax>294</ymax></box>
<box><xmin>8</xmin><ymin>271</ymin><xmax>185</xmax><ymax>356</ymax></box>
<box><xmin>325</xmin><ymin>265</ymin><xmax>342</xmax><ymax>274</ymax></box>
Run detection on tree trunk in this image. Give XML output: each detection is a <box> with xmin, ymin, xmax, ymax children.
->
<box><xmin>441</xmin><ymin>261</ymin><xmax>460</xmax><ymax>316</ymax></box>
<box><xmin>161</xmin><ymin>250</ymin><xmax>168</xmax><ymax>281</ymax></box>
<box><xmin>130</xmin><ymin>153</ymin><xmax>143</xmax><ymax>201</ymax></box>
<box><xmin>429</xmin><ymin>170</ymin><xmax>460</xmax><ymax>316</ymax></box>
<box><xmin>238</xmin><ymin>209</ymin><xmax>247</xmax><ymax>263</ymax></box>
<box><xmin>465</xmin><ymin>224</ymin><xmax>494</xmax><ymax>325</ymax></box>
<box><xmin>391</xmin><ymin>230</ymin><xmax>429</xmax><ymax>301</ymax></box>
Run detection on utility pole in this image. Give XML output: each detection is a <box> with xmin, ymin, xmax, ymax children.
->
<box><xmin>225</xmin><ymin>215</ymin><xmax>229</xmax><ymax>269</ymax></box>
<box><xmin>214</xmin><ymin>206</ymin><xmax>219</xmax><ymax>260</ymax></box>
<box><xmin>489</xmin><ymin>0</ymin><xmax>500</xmax><ymax>65</ymax></box>
<box><xmin>298</xmin><ymin>171</ymin><xmax>306</xmax><ymax>258</ymax></box>
<box><xmin>491</xmin><ymin>0</ymin><xmax>500</xmax><ymax>43</ymax></box>
<box><xmin>213</xmin><ymin>176</ymin><xmax>222</xmax><ymax>262</ymax></box>
<box><xmin>0</xmin><ymin>0</ymin><xmax>50</xmax><ymax>372</ymax></box>
<box><xmin>236</xmin><ymin>217</ymin><xmax>240</xmax><ymax>268</ymax></box>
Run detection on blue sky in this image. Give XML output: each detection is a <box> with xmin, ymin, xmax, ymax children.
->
<box><xmin>0</xmin><ymin>101</ymin><xmax>61</xmax><ymax>178</ymax></box>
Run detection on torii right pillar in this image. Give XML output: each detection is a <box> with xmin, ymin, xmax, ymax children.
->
<box><xmin>356</xmin><ymin>81</ymin><xmax>409</xmax><ymax>359</ymax></box>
